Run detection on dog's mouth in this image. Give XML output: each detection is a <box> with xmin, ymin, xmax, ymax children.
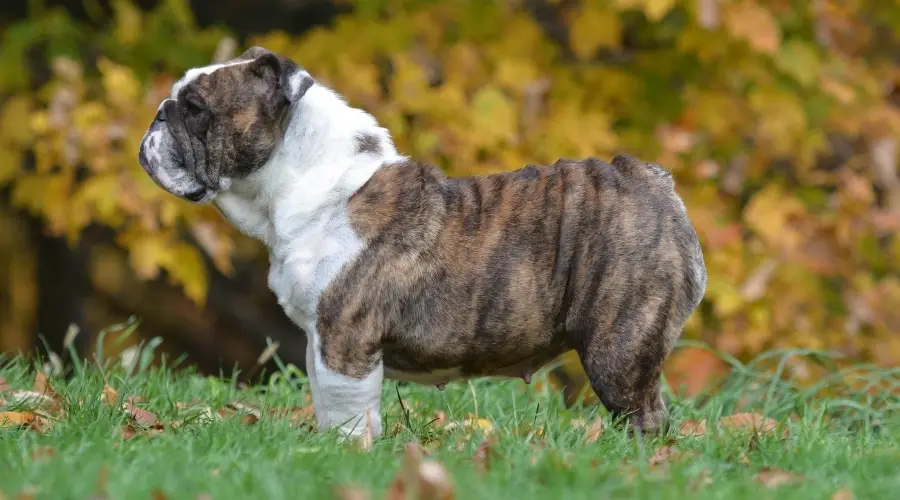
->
<box><xmin>138</xmin><ymin>112</ymin><xmax>217</xmax><ymax>204</ymax></box>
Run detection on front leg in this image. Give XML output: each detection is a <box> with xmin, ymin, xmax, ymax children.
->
<box><xmin>304</xmin><ymin>321</ymin><xmax>383</xmax><ymax>441</ymax></box>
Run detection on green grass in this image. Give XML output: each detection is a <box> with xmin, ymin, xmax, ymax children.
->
<box><xmin>1</xmin><ymin>341</ymin><xmax>899</xmax><ymax>500</ymax></box>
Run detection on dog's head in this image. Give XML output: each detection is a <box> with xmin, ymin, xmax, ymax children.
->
<box><xmin>138</xmin><ymin>47</ymin><xmax>313</xmax><ymax>202</ymax></box>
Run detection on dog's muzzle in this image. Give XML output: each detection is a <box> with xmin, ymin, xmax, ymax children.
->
<box><xmin>137</xmin><ymin>99</ymin><xmax>212</xmax><ymax>203</ymax></box>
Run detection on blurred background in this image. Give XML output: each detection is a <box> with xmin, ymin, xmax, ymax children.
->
<box><xmin>1</xmin><ymin>0</ymin><xmax>899</xmax><ymax>401</ymax></box>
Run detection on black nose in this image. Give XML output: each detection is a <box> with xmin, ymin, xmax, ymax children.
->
<box><xmin>184</xmin><ymin>189</ymin><xmax>206</xmax><ymax>202</ymax></box>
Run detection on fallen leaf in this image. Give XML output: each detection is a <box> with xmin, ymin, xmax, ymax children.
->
<box><xmin>151</xmin><ymin>488</ymin><xmax>168</xmax><ymax>500</ymax></box>
<box><xmin>472</xmin><ymin>435</ymin><xmax>497</xmax><ymax>474</ymax></box>
<box><xmin>121</xmin><ymin>424</ymin><xmax>137</xmax><ymax>440</ymax></box>
<box><xmin>0</xmin><ymin>411</ymin><xmax>36</xmax><ymax>427</ymax></box>
<box><xmin>690</xmin><ymin>469</ymin><xmax>714</xmax><ymax>490</ymax></box>
<box><xmin>226</xmin><ymin>401</ymin><xmax>262</xmax><ymax>418</ymax></box>
<box><xmin>649</xmin><ymin>446</ymin><xmax>677</xmax><ymax>466</ymax></box>
<box><xmin>332</xmin><ymin>485</ymin><xmax>371</xmax><ymax>500</ymax></box>
<box><xmin>386</xmin><ymin>442</ymin><xmax>423</xmax><ymax>500</ymax></box>
<box><xmin>29</xmin><ymin>446</ymin><xmax>55</xmax><ymax>461</ymax></box>
<box><xmin>416</xmin><ymin>460</ymin><xmax>454</xmax><ymax>500</ymax></box>
<box><xmin>123</xmin><ymin>402</ymin><xmax>159</xmax><ymax>428</ymax></box>
<box><xmin>679</xmin><ymin>419</ymin><xmax>707</xmax><ymax>437</ymax></box>
<box><xmin>756</xmin><ymin>467</ymin><xmax>804</xmax><ymax>488</ymax></box>
<box><xmin>8</xmin><ymin>391</ymin><xmax>59</xmax><ymax>413</ymax></box>
<box><xmin>831</xmin><ymin>487</ymin><xmax>854</xmax><ymax>500</ymax></box>
<box><xmin>241</xmin><ymin>414</ymin><xmax>259</xmax><ymax>426</ymax></box>
<box><xmin>101</xmin><ymin>385</ymin><xmax>118</xmax><ymax>407</ymax></box>
<box><xmin>583</xmin><ymin>417</ymin><xmax>604</xmax><ymax>443</ymax></box>
<box><xmin>32</xmin><ymin>371</ymin><xmax>52</xmax><ymax>395</ymax></box>
<box><xmin>0</xmin><ymin>377</ymin><xmax>10</xmax><ymax>391</ymax></box>
<box><xmin>719</xmin><ymin>413</ymin><xmax>778</xmax><ymax>436</ymax></box>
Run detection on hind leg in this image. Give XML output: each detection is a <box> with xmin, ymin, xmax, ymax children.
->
<box><xmin>575</xmin><ymin>324</ymin><xmax>674</xmax><ymax>434</ymax></box>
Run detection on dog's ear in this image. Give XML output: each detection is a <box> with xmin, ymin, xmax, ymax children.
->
<box><xmin>241</xmin><ymin>46</ymin><xmax>314</xmax><ymax>104</ymax></box>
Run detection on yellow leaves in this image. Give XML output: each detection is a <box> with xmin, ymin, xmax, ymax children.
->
<box><xmin>743</xmin><ymin>184</ymin><xmax>808</xmax><ymax>255</ymax></box>
<box><xmin>111</xmin><ymin>0</ymin><xmax>144</xmax><ymax>45</ymax></box>
<box><xmin>11</xmin><ymin>173</ymin><xmax>73</xmax><ymax>234</ymax></box>
<box><xmin>774</xmin><ymin>40</ymin><xmax>821</xmax><ymax>88</ymax></box>
<box><xmin>724</xmin><ymin>1</ymin><xmax>782</xmax><ymax>54</ymax></box>
<box><xmin>98</xmin><ymin>58</ymin><xmax>141</xmax><ymax>110</ymax></box>
<box><xmin>119</xmin><ymin>230</ymin><xmax>209</xmax><ymax>304</ymax></box>
<box><xmin>469</xmin><ymin>87</ymin><xmax>517</xmax><ymax>149</ymax></box>
<box><xmin>614</xmin><ymin>0</ymin><xmax>677</xmax><ymax>22</ymax></box>
<box><xmin>748</xmin><ymin>87</ymin><xmax>807</xmax><ymax>156</ymax></box>
<box><xmin>0</xmin><ymin>96</ymin><xmax>33</xmax><ymax>146</ymax></box>
<box><xmin>569</xmin><ymin>5</ymin><xmax>621</xmax><ymax>60</ymax></box>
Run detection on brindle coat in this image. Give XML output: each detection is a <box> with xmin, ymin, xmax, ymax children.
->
<box><xmin>319</xmin><ymin>154</ymin><xmax>707</xmax><ymax>432</ymax></box>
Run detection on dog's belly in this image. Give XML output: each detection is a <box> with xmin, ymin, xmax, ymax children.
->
<box><xmin>382</xmin><ymin>343</ymin><xmax>569</xmax><ymax>386</ymax></box>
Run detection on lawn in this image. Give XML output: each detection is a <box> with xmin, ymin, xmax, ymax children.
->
<box><xmin>1</xmin><ymin>338</ymin><xmax>898</xmax><ymax>500</ymax></box>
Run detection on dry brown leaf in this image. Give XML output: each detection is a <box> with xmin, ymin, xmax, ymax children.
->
<box><xmin>0</xmin><ymin>377</ymin><xmax>10</xmax><ymax>392</ymax></box>
<box><xmin>241</xmin><ymin>414</ymin><xmax>259</xmax><ymax>426</ymax></box>
<box><xmin>649</xmin><ymin>446</ymin><xmax>677</xmax><ymax>467</ymax></box>
<box><xmin>679</xmin><ymin>419</ymin><xmax>707</xmax><ymax>437</ymax></box>
<box><xmin>121</xmin><ymin>424</ymin><xmax>137</xmax><ymax>440</ymax></box>
<box><xmin>719</xmin><ymin>413</ymin><xmax>778</xmax><ymax>436</ymax></box>
<box><xmin>32</xmin><ymin>371</ymin><xmax>52</xmax><ymax>396</ymax></box>
<box><xmin>386</xmin><ymin>442</ymin><xmax>423</xmax><ymax>500</ymax></box>
<box><xmin>472</xmin><ymin>435</ymin><xmax>497</xmax><ymax>474</ymax></box>
<box><xmin>150</xmin><ymin>489</ymin><xmax>168</xmax><ymax>500</ymax></box>
<box><xmin>831</xmin><ymin>487</ymin><xmax>854</xmax><ymax>500</ymax></box>
<box><xmin>101</xmin><ymin>385</ymin><xmax>118</xmax><ymax>407</ymax></box>
<box><xmin>756</xmin><ymin>467</ymin><xmax>804</xmax><ymax>488</ymax></box>
<box><xmin>123</xmin><ymin>402</ymin><xmax>159</xmax><ymax>428</ymax></box>
<box><xmin>0</xmin><ymin>411</ymin><xmax>36</xmax><ymax>427</ymax></box>
<box><xmin>29</xmin><ymin>446</ymin><xmax>55</xmax><ymax>461</ymax></box>
<box><xmin>385</xmin><ymin>441</ymin><xmax>454</xmax><ymax>500</ymax></box>
<box><xmin>416</xmin><ymin>460</ymin><xmax>454</xmax><ymax>500</ymax></box>
<box><xmin>583</xmin><ymin>417</ymin><xmax>604</xmax><ymax>443</ymax></box>
<box><xmin>332</xmin><ymin>485</ymin><xmax>371</xmax><ymax>500</ymax></box>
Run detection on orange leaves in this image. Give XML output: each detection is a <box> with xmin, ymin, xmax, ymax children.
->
<box><xmin>385</xmin><ymin>442</ymin><xmax>455</xmax><ymax>500</ymax></box>
<box><xmin>0</xmin><ymin>411</ymin><xmax>37</xmax><ymax>428</ymax></box>
<box><xmin>665</xmin><ymin>346</ymin><xmax>728</xmax><ymax>397</ymax></box>
<box><xmin>678</xmin><ymin>412</ymin><xmax>782</xmax><ymax>439</ymax></box>
<box><xmin>724</xmin><ymin>1</ymin><xmax>781</xmax><ymax>54</ymax></box>
<box><xmin>756</xmin><ymin>467</ymin><xmax>804</xmax><ymax>488</ymax></box>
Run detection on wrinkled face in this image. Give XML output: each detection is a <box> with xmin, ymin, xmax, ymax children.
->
<box><xmin>138</xmin><ymin>47</ymin><xmax>312</xmax><ymax>202</ymax></box>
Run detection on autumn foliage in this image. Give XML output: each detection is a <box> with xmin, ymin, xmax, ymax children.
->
<box><xmin>1</xmin><ymin>0</ymin><xmax>900</xmax><ymax>379</ymax></box>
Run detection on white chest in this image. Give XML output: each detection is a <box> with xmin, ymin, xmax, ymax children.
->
<box><xmin>266</xmin><ymin>205</ymin><xmax>364</xmax><ymax>326</ymax></box>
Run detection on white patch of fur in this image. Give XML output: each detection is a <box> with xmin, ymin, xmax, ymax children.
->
<box><xmin>212</xmin><ymin>82</ymin><xmax>405</xmax><ymax>439</ymax></box>
<box><xmin>170</xmin><ymin>60</ymin><xmax>253</xmax><ymax>98</ymax></box>
<box><xmin>303</xmin><ymin>321</ymin><xmax>383</xmax><ymax>439</ymax></box>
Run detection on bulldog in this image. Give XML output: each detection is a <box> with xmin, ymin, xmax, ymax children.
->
<box><xmin>138</xmin><ymin>47</ymin><xmax>707</xmax><ymax>440</ymax></box>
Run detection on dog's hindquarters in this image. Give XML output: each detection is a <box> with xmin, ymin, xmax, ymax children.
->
<box><xmin>564</xmin><ymin>155</ymin><xmax>706</xmax><ymax>432</ymax></box>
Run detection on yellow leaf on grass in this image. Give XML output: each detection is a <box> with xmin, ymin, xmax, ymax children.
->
<box><xmin>0</xmin><ymin>411</ymin><xmax>36</xmax><ymax>427</ymax></box>
<box><xmin>724</xmin><ymin>1</ymin><xmax>781</xmax><ymax>54</ymax></box>
<box><xmin>569</xmin><ymin>6</ymin><xmax>621</xmax><ymax>60</ymax></box>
